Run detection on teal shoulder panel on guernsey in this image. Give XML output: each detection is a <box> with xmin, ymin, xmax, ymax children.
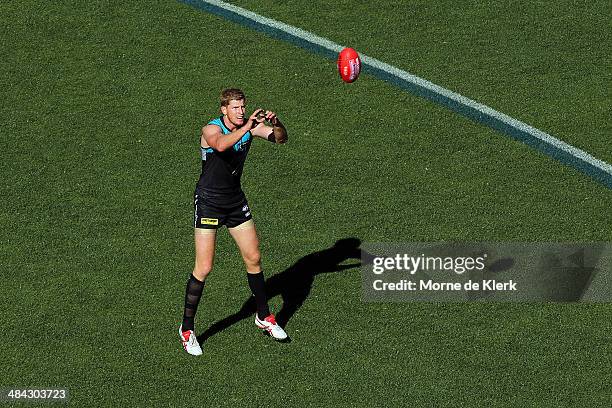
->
<box><xmin>207</xmin><ymin>117</ymin><xmax>224</xmax><ymax>130</ymax></box>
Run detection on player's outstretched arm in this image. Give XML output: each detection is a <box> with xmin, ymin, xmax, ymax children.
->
<box><xmin>252</xmin><ymin>111</ymin><xmax>288</xmax><ymax>144</ymax></box>
<box><xmin>203</xmin><ymin>109</ymin><xmax>264</xmax><ymax>151</ymax></box>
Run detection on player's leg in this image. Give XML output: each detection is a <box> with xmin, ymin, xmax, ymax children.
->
<box><xmin>228</xmin><ymin>220</ymin><xmax>265</xmax><ymax>317</ymax></box>
<box><xmin>228</xmin><ymin>220</ymin><xmax>287</xmax><ymax>340</ymax></box>
<box><xmin>192</xmin><ymin>229</ymin><xmax>217</xmax><ymax>280</ymax></box>
<box><xmin>184</xmin><ymin>230</ymin><xmax>216</xmax><ymax>327</ymax></box>
<box><xmin>228</xmin><ymin>219</ymin><xmax>262</xmax><ymax>272</ymax></box>
<box><xmin>180</xmin><ymin>190</ymin><xmax>221</xmax><ymax>355</ymax></box>
<box><xmin>179</xmin><ymin>229</ymin><xmax>216</xmax><ymax>356</ymax></box>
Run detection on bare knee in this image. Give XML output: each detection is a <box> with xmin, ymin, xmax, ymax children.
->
<box><xmin>193</xmin><ymin>261</ymin><xmax>213</xmax><ymax>281</ymax></box>
<box><xmin>243</xmin><ymin>250</ymin><xmax>261</xmax><ymax>271</ymax></box>
<box><xmin>193</xmin><ymin>231</ymin><xmax>216</xmax><ymax>281</ymax></box>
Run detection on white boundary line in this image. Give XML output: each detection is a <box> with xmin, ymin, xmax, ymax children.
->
<box><xmin>363</xmin><ymin>54</ymin><xmax>610</xmax><ymax>170</ymax></box>
<box><xmin>192</xmin><ymin>0</ymin><xmax>612</xmax><ymax>186</ymax></box>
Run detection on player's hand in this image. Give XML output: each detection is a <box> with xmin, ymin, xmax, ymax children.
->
<box><xmin>246</xmin><ymin>108</ymin><xmax>265</xmax><ymax>129</ymax></box>
<box><xmin>263</xmin><ymin>111</ymin><xmax>278</xmax><ymax>125</ymax></box>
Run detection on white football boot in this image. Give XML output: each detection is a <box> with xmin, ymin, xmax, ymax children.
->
<box><xmin>255</xmin><ymin>314</ymin><xmax>288</xmax><ymax>340</ymax></box>
<box><xmin>179</xmin><ymin>325</ymin><xmax>203</xmax><ymax>356</ymax></box>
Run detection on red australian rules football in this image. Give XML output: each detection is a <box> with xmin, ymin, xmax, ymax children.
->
<box><xmin>337</xmin><ymin>47</ymin><xmax>361</xmax><ymax>83</ymax></box>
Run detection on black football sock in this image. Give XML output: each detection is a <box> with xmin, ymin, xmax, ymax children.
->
<box><xmin>247</xmin><ymin>271</ymin><xmax>270</xmax><ymax>320</ymax></box>
<box><xmin>182</xmin><ymin>274</ymin><xmax>205</xmax><ymax>332</ymax></box>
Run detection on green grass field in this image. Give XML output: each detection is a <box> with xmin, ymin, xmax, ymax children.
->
<box><xmin>1</xmin><ymin>1</ymin><xmax>611</xmax><ymax>406</ymax></box>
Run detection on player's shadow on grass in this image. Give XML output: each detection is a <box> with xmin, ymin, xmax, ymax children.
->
<box><xmin>198</xmin><ymin>237</ymin><xmax>371</xmax><ymax>343</ymax></box>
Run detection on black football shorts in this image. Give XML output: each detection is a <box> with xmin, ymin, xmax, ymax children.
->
<box><xmin>193</xmin><ymin>191</ymin><xmax>252</xmax><ymax>230</ymax></box>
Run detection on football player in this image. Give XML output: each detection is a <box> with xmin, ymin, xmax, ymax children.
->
<box><xmin>179</xmin><ymin>88</ymin><xmax>288</xmax><ymax>355</ymax></box>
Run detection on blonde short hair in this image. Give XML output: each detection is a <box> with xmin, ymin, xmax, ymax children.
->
<box><xmin>220</xmin><ymin>88</ymin><xmax>245</xmax><ymax>107</ymax></box>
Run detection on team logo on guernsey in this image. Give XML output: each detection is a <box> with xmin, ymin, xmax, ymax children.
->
<box><xmin>233</xmin><ymin>133</ymin><xmax>251</xmax><ymax>152</ymax></box>
<box><xmin>201</xmin><ymin>218</ymin><xmax>219</xmax><ymax>226</ymax></box>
